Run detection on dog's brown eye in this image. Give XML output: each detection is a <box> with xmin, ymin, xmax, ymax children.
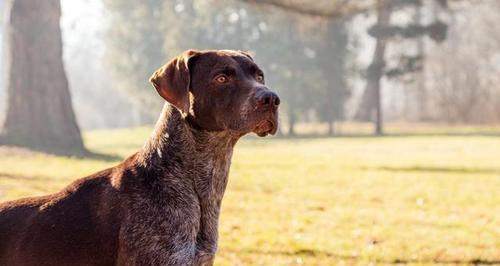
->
<box><xmin>256</xmin><ymin>75</ymin><xmax>264</xmax><ymax>82</ymax></box>
<box><xmin>215</xmin><ymin>75</ymin><xmax>228</xmax><ymax>83</ymax></box>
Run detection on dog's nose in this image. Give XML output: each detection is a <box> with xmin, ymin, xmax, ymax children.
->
<box><xmin>258</xmin><ymin>91</ymin><xmax>280</xmax><ymax>107</ymax></box>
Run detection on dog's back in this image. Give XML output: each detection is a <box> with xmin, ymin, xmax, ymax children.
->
<box><xmin>0</xmin><ymin>170</ymin><xmax>121</xmax><ymax>266</ymax></box>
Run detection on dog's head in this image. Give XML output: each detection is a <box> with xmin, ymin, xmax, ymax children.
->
<box><xmin>150</xmin><ymin>49</ymin><xmax>280</xmax><ymax>137</ymax></box>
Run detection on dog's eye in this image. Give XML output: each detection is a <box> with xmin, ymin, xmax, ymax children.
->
<box><xmin>256</xmin><ymin>74</ymin><xmax>264</xmax><ymax>82</ymax></box>
<box><xmin>215</xmin><ymin>75</ymin><xmax>229</xmax><ymax>83</ymax></box>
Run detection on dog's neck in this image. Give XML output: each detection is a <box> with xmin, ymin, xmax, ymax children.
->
<box><xmin>136</xmin><ymin>104</ymin><xmax>239</xmax><ymax>259</ymax></box>
<box><xmin>140</xmin><ymin>104</ymin><xmax>238</xmax><ymax>197</ymax></box>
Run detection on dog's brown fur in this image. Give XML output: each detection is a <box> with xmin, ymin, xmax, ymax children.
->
<box><xmin>0</xmin><ymin>49</ymin><xmax>280</xmax><ymax>266</ymax></box>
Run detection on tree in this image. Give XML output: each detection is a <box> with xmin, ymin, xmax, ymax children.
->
<box><xmin>355</xmin><ymin>0</ymin><xmax>448</xmax><ymax>135</ymax></box>
<box><xmin>103</xmin><ymin>0</ymin><xmax>166</xmax><ymax>120</ymax></box>
<box><xmin>315</xmin><ymin>18</ymin><xmax>350</xmax><ymax>136</ymax></box>
<box><xmin>426</xmin><ymin>0</ymin><xmax>500</xmax><ymax>123</ymax></box>
<box><xmin>355</xmin><ymin>0</ymin><xmax>390</xmax><ymax>135</ymax></box>
<box><xmin>255</xmin><ymin>13</ymin><xmax>317</xmax><ymax>136</ymax></box>
<box><xmin>242</xmin><ymin>0</ymin><xmax>456</xmax><ymax>135</ymax></box>
<box><xmin>0</xmin><ymin>0</ymin><xmax>85</xmax><ymax>155</ymax></box>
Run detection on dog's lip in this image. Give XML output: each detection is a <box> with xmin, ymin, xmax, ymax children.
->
<box><xmin>254</xmin><ymin>119</ymin><xmax>278</xmax><ymax>137</ymax></box>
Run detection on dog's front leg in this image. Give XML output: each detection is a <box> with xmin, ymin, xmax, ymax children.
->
<box><xmin>193</xmin><ymin>251</ymin><xmax>215</xmax><ymax>266</ymax></box>
<box><xmin>193</xmin><ymin>151</ymin><xmax>231</xmax><ymax>266</ymax></box>
<box><xmin>193</xmin><ymin>222</ymin><xmax>217</xmax><ymax>266</ymax></box>
<box><xmin>193</xmin><ymin>201</ymin><xmax>220</xmax><ymax>266</ymax></box>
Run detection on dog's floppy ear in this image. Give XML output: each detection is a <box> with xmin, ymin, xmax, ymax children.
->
<box><xmin>149</xmin><ymin>50</ymin><xmax>199</xmax><ymax>115</ymax></box>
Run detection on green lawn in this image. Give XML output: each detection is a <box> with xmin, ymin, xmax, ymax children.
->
<box><xmin>0</xmin><ymin>128</ymin><xmax>499</xmax><ymax>265</ymax></box>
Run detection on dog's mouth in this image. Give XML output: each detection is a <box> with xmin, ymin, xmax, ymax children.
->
<box><xmin>253</xmin><ymin>118</ymin><xmax>278</xmax><ymax>137</ymax></box>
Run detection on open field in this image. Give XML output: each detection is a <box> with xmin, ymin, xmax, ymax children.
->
<box><xmin>0</xmin><ymin>127</ymin><xmax>499</xmax><ymax>265</ymax></box>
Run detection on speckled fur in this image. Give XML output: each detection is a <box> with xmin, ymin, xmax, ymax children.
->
<box><xmin>116</xmin><ymin>105</ymin><xmax>237</xmax><ymax>265</ymax></box>
<box><xmin>0</xmin><ymin>105</ymin><xmax>237</xmax><ymax>266</ymax></box>
<box><xmin>0</xmin><ymin>49</ymin><xmax>279</xmax><ymax>266</ymax></box>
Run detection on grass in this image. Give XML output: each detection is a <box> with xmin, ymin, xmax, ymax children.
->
<box><xmin>0</xmin><ymin>127</ymin><xmax>499</xmax><ymax>265</ymax></box>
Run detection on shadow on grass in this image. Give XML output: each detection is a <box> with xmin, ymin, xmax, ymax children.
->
<box><xmin>0</xmin><ymin>172</ymin><xmax>66</xmax><ymax>198</ymax></box>
<box><xmin>39</xmin><ymin>148</ymin><xmax>122</xmax><ymax>162</ymax></box>
<box><xmin>233</xmin><ymin>248</ymin><xmax>500</xmax><ymax>265</ymax></box>
<box><xmin>0</xmin><ymin>144</ymin><xmax>123</xmax><ymax>162</ymax></box>
<box><xmin>362</xmin><ymin>165</ymin><xmax>500</xmax><ymax>174</ymax></box>
<box><xmin>79</xmin><ymin>150</ymin><xmax>122</xmax><ymax>162</ymax></box>
<box><xmin>0</xmin><ymin>172</ymin><xmax>49</xmax><ymax>181</ymax></box>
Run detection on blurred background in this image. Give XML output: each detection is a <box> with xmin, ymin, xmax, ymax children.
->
<box><xmin>0</xmin><ymin>0</ymin><xmax>499</xmax><ymax>265</ymax></box>
<box><xmin>2</xmin><ymin>0</ymin><xmax>500</xmax><ymax>145</ymax></box>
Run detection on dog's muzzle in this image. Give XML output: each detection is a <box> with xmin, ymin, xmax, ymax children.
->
<box><xmin>253</xmin><ymin>90</ymin><xmax>280</xmax><ymax>137</ymax></box>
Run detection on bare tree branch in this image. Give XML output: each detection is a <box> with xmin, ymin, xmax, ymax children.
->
<box><xmin>238</xmin><ymin>0</ymin><xmax>467</xmax><ymax>17</ymax></box>
<box><xmin>239</xmin><ymin>0</ymin><xmax>373</xmax><ymax>17</ymax></box>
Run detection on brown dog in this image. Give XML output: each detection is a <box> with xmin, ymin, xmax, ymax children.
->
<box><xmin>0</xmin><ymin>49</ymin><xmax>280</xmax><ymax>266</ymax></box>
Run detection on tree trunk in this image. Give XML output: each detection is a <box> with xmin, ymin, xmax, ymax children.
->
<box><xmin>288</xmin><ymin>110</ymin><xmax>296</xmax><ymax>137</ymax></box>
<box><xmin>355</xmin><ymin>0</ymin><xmax>390</xmax><ymax>135</ymax></box>
<box><xmin>415</xmin><ymin>3</ymin><xmax>428</xmax><ymax>121</ymax></box>
<box><xmin>0</xmin><ymin>0</ymin><xmax>85</xmax><ymax>155</ymax></box>
<box><xmin>327</xmin><ymin>119</ymin><xmax>334</xmax><ymax>136</ymax></box>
